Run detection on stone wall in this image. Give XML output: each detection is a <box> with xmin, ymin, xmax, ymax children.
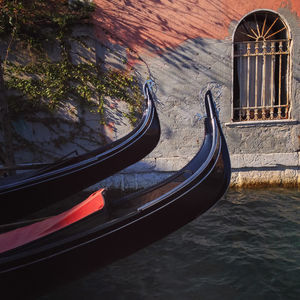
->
<box><xmin>91</xmin><ymin>1</ymin><xmax>300</xmax><ymax>189</ymax></box>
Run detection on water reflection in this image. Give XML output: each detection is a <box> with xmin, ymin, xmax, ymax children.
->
<box><xmin>40</xmin><ymin>188</ymin><xmax>300</xmax><ymax>300</ymax></box>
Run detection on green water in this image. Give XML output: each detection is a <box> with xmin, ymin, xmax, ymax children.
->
<box><xmin>40</xmin><ymin>188</ymin><xmax>300</xmax><ymax>300</ymax></box>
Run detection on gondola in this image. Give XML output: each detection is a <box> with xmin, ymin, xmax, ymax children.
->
<box><xmin>0</xmin><ymin>81</ymin><xmax>160</xmax><ymax>224</ymax></box>
<box><xmin>0</xmin><ymin>90</ymin><xmax>231</xmax><ymax>297</ymax></box>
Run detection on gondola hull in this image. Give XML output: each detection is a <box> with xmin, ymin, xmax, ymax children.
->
<box><xmin>0</xmin><ymin>84</ymin><xmax>160</xmax><ymax>224</ymax></box>
<box><xmin>0</xmin><ymin>90</ymin><xmax>231</xmax><ymax>297</ymax></box>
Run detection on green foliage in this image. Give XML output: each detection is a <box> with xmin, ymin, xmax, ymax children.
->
<box><xmin>4</xmin><ymin>60</ymin><xmax>143</xmax><ymax>125</ymax></box>
<box><xmin>0</xmin><ymin>0</ymin><xmax>93</xmax><ymax>39</ymax></box>
<box><xmin>0</xmin><ymin>0</ymin><xmax>143</xmax><ymax>126</ymax></box>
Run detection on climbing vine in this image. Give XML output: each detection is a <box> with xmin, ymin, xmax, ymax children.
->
<box><xmin>0</xmin><ymin>0</ymin><xmax>144</xmax><ymax>167</ymax></box>
<box><xmin>4</xmin><ymin>61</ymin><xmax>142</xmax><ymax>124</ymax></box>
<box><xmin>0</xmin><ymin>0</ymin><xmax>143</xmax><ymax>123</ymax></box>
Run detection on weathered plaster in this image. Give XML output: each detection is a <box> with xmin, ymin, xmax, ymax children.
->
<box><xmin>231</xmin><ymin>152</ymin><xmax>299</xmax><ymax>168</ymax></box>
<box><xmin>91</xmin><ymin>1</ymin><xmax>300</xmax><ymax>189</ymax></box>
<box><xmin>224</xmin><ymin>123</ymin><xmax>298</xmax><ymax>154</ymax></box>
<box><xmin>93</xmin><ymin>0</ymin><xmax>300</xmax><ymax>64</ymax></box>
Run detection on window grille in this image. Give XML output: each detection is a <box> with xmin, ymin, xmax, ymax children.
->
<box><xmin>233</xmin><ymin>11</ymin><xmax>291</xmax><ymax>122</ymax></box>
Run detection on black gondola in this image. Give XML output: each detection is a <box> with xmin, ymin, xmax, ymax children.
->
<box><xmin>0</xmin><ymin>90</ymin><xmax>231</xmax><ymax>297</ymax></box>
<box><xmin>0</xmin><ymin>82</ymin><xmax>160</xmax><ymax>224</ymax></box>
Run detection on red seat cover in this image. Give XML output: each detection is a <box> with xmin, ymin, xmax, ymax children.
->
<box><xmin>0</xmin><ymin>189</ymin><xmax>105</xmax><ymax>254</ymax></box>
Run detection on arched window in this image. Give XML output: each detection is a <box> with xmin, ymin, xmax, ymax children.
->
<box><xmin>233</xmin><ymin>11</ymin><xmax>291</xmax><ymax>122</ymax></box>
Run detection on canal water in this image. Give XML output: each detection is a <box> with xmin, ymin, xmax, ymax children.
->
<box><xmin>40</xmin><ymin>188</ymin><xmax>299</xmax><ymax>300</ymax></box>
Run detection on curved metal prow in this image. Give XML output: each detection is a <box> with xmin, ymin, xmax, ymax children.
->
<box><xmin>205</xmin><ymin>90</ymin><xmax>218</xmax><ymax>120</ymax></box>
<box><xmin>143</xmin><ymin>79</ymin><xmax>161</xmax><ymax>106</ymax></box>
<box><xmin>205</xmin><ymin>90</ymin><xmax>231</xmax><ymax>190</ymax></box>
<box><xmin>143</xmin><ymin>80</ymin><xmax>153</xmax><ymax>99</ymax></box>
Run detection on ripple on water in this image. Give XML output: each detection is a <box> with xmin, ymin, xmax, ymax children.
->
<box><xmin>40</xmin><ymin>188</ymin><xmax>300</xmax><ymax>300</ymax></box>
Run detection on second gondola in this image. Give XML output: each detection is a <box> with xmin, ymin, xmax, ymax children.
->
<box><xmin>0</xmin><ymin>82</ymin><xmax>160</xmax><ymax>224</ymax></box>
<box><xmin>0</xmin><ymin>90</ymin><xmax>231</xmax><ymax>297</ymax></box>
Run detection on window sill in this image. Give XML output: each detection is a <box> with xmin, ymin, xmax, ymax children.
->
<box><xmin>225</xmin><ymin>119</ymin><xmax>299</xmax><ymax>128</ymax></box>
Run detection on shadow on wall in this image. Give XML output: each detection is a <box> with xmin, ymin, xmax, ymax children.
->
<box><xmin>93</xmin><ymin>1</ymin><xmax>237</xmax><ymax>105</ymax></box>
<box><xmin>89</xmin><ymin>1</ymin><xmax>235</xmax><ymax>104</ymax></box>
<box><xmin>92</xmin><ymin>0</ymin><xmax>239</xmax><ymax>63</ymax></box>
<box><xmin>92</xmin><ymin>0</ymin><xmax>300</xmax><ymax>64</ymax></box>
<box><xmin>91</xmin><ymin>1</ymin><xmax>235</xmax><ymax>161</ymax></box>
<box><xmin>91</xmin><ymin>0</ymin><xmax>300</xmax><ymax>100</ymax></box>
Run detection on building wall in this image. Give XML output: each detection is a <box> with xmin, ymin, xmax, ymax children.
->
<box><xmin>93</xmin><ymin>0</ymin><xmax>300</xmax><ymax>189</ymax></box>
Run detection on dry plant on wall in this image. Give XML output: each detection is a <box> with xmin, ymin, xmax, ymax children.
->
<box><xmin>0</xmin><ymin>0</ymin><xmax>143</xmax><ymax>171</ymax></box>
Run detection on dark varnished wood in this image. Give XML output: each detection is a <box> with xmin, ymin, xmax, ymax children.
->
<box><xmin>0</xmin><ymin>90</ymin><xmax>231</xmax><ymax>297</ymax></box>
<box><xmin>0</xmin><ymin>83</ymin><xmax>160</xmax><ymax>224</ymax></box>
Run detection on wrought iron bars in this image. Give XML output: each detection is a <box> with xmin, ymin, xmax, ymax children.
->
<box><xmin>233</xmin><ymin>39</ymin><xmax>291</xmax><ymax>121</ymax></box>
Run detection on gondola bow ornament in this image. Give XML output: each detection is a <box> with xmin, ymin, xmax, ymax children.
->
<box><xmin>0</xmin><ymin>81</ymin><xmax>160</xmax><ymax>224</ymax></box>
<box><xmin>0</xmin><ymin>89</ymin><xmax>231</xmax><ymax>297</ymax></box>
